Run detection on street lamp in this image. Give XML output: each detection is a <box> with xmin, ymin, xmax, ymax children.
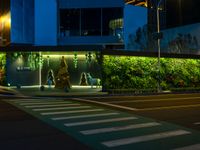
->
<box><xmin>0</xmin><ymin>12</ymin><xmax>11</xmax><ymax>46</ymax></box>
<box><xmin>156</xmin><ymin>0</ymin><xmax>164</xmax><ymax>92</ymax></box>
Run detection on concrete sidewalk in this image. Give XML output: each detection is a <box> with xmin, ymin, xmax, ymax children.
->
<box><xmin>12</xmin><ymin>85</ymin><xmax>108</xmax><ymax>98</ymax></box>
<box><xmin>0</xmin><ymin>99</ymin><xmax>92</xmax><ymax>150</ymax></box>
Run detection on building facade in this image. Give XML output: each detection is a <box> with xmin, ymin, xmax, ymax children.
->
<box><xmin>1</xmin><ymin>0</ymin><xmax>200</xmax><ymax>93</ymax></box>
<box><xmin>0</xmin><ymin>0</ymin><xmax>148</xmax><ymax>90</ymax></box>
<box><xmin>165</xmin><ymin>0</ymin><xmax>200</xmax><ymax>28</ymax></box>
<box><xmin>5</xmin><ymin>0</ymin><xmax>125</xmax><ymax>47</ymax></box>
<box><xmin>148</xmin><ymin>0</ymin><xmax>200</xmax><ymax>31</ymax></box>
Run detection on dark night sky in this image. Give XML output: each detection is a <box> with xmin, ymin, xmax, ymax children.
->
<box><xmin>166</xmin><ymin>0</ymin><xmax>200</xmax><ymax>28</ymax></box>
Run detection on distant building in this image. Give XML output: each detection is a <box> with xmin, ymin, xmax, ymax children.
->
<box><xmin>1</xmin><ymin>0</ymin><xmax>125</xmax><ymax>47</ymax></box>
<box><xmin>147</xmin><ymin>0</ymin><xmax>166</xmax><ymax>32</ymax></box>
<box><xmin>166</xmin><ymin>0</ymin><xmax>200</xmax><ymax>28</ymax></box>
<box><xmin>148</xmin><ymin>0</ymin><xmax>200</xmax><ymax>31</ymax></box>
<box><xmin>147</xmin><ymin>0</ymin><xmax>200</xmax><ymax>53</ymax></box>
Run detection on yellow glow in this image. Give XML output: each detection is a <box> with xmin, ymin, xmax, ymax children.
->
<box><xmin>43</xmin><ymin>54</ymin><xmax>86</xmax><ymax>59</ymax></box>
<box><xmin>16</xmin><ymin>57</ymin><xmax>24</xmax><ymax>66</ymax></box>
<box><xmin>109</xmin><ymin>18</ymin><xmax>123</xmax><ymax>30</ymax></box>
<box><xmin>0</xmin><ymin>12</ymin><xmax>11</xmax><ymax>29</ymax></box>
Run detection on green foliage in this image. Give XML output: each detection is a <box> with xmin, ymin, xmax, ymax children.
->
<box><xmin>103</xmin><ymin>56</ymin><xmax>200</xmax><ymax>90</ymax></box>
<box><xmin>0</xmin><ymin>53</ymin><xmax>7</xmax><ymax>85</ymax></box>
<box><xmin>10</xmin><ymin>52</ymin><xmax>43</xmax><ymax>70</ymax></box>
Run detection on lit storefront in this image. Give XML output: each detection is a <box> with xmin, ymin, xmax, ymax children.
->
<box><xmin>6</xmin><ymin>51</ymin><xmax>102</xmax><ymax>92</ymax></box>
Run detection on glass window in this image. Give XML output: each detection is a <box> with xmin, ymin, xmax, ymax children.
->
<box><xmin>59</xmin><ymin>7</ymin><xmax>123</xmax><ymax>37</ymax></box>
<box><xmin>60</xmin><ymin>9</ymin><xmax>80</xmax><ymax>36</ymax></box>
<box><xmin>102</xmin><ymin>7</ymin><xmax>123</xmax><ymax>36</ymax></box>
<box><xmin>81</xmin><ymin>8</ymin><xmax>101</xmax><ymax>36</ymax></box>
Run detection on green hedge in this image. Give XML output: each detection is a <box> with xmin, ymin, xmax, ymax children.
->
<box><xmin>0</xmin><ymin>53</ymin><xmax>6</xmax><ymax>86</ymax></box>
<box><xmin>103</xmin><ymin>56</ymin><xmax>200</xmax><ymax>91</ymax></box>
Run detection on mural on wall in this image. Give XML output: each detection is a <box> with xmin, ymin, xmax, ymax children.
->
<box><xmin>124</xmin><ymin>5</ymin><xmax>147</xmax><ymax>51</ymax></box>
<box><xmin>161</xmin><ymin>23</ymin><xmax>200</xmax><ymax>54</ymax></box>
<box><xmin>127</xmin><ymin>25</ymin><xmax>148</xmax><ymax>50</ymax></box>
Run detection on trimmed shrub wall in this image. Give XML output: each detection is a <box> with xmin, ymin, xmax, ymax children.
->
<box><xmin>103</xmin><ymin>56</ymin><xmax>200</xmax><ymax>91</ymax></box>
<box><xmin>0</xmin><ymin>53</ymin><xmax>6</xmax><ymax>86</ymax></box>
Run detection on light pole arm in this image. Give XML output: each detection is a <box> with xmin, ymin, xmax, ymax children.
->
<box><xmin>157</xmin><ymin>0</ymin><xmax>164</xmax><ymax>8</ymax></box>
<box><xmin>157</xmin><ymin>0</ymin><xmax>164</xmax><ymax>33</ymax></box>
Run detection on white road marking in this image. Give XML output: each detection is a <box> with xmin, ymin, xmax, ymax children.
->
<box><xmin>41</xmin><ymin>109</ymin><xmax>104</xmax><ymax>115</ymax></box>
<box><xmin>51</xmin><ymin>112</ymin><xmax>119</xmax><ymax>120</ymax></box>
<box><xmin>20</xmin><ymin>101</ymin><xmax>71</xmax><ymax>105</ymax></box>
<box><xmin>73</xmin><ymin>98</ymin><xmax>138</xmax><ymax>111</ymax></box>
<box><xmin>85</xmin><ymin>93</ymin><xmax>200</xmax><ymax>99</ymax></box>
<box><xmin>25</xmin><ymin>103</ymin><xmax>79</xmax><ymax>108</ymax></box>
<box><xmin>73</xmin><ymin>98</ymin><xmax>200</xmax><ymax>112</ymax></box>
<box><xmin>10</xmin><ymin>99</ymin><xmax>42</xmax><ymax>102</ymax></box>
<box><xmin>80</xmin><ymin>122</ymin><xmax>161</xmax><ymax>135</ymax></box>
<box><xmin>102</xmin><ymin>130</ymin><xmax>191</xmax><ymax>147</ymax></box>
<box><xmin>137</xmin><ymin>104</ymin><xmax>200</xmax><ymax>111</ymax></box>
<box><xmin>13</xmin><ymin>100</ymin><xmax>43</xmax><ymax>103</ymax></box>
<box><xmin>194</xmin><ymin>122</ymin><xmax>200</xmax><ymax>125</ymax></box>
<box><xmin>107</xmin><ymin>96</ymin><xmax>200</xmax><ymax>104</ymax></box>
<box><xmin>33</xmin><ymin>106</ymin><xmax>91</xmax><ymax>111</ymax></box>
<box><xmin>174</xmin><ymin>144</ymin><xmax>200</xmax><ymax>150</ymax></box>
<box><xmin>64</xmin><ymin>117</ymin><xmax>137</xmax><ymax>127</ymax></box>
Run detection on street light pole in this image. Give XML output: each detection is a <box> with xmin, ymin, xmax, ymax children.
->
<box><xmin>156</xmin><ymin>0</ymin><xmax>164</xmax><ymax>93</ymax></box>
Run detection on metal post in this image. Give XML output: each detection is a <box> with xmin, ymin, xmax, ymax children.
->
<box><xmin>39</xmin><ymin>52</ymin><xmax>42</xmax><ymax>87</ymax></box>
<box><xmin>157</xmin><ymin>0</ymin><xmax>163</xmax><ymax>93</ymax></box>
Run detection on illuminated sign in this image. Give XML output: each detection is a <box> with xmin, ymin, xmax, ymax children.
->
<box><xmin>16</xmin><ymin>66</ymin><xmax>31</xmax><ymax>72</ymax></box>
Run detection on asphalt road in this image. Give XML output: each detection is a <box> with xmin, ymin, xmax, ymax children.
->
<box><xmin>2</xmin><ymin>94</ymin><xmax>200</xmax><ymax>150</ymax></box>
<box><xmin>0</xmin><ymin>96</ymin><xmax>92</xmax><ymax>150</ymax></box>
<box><xmin>0</xmin><ymin>94</ymin><xmax>200</xmax><ymax>150</ymax></box>
<box><xmin>81</xmin><ymin>93</ymin><xmax>200</xmax><ymax>131</ymax></box>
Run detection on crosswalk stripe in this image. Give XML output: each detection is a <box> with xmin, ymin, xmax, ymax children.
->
<box><xmin>80</xmin><ymin>122</ymin><xmax>161</xmax><ymax>135</ymax></box>
<box><xmin>33</xmin><ymin>106</ymin><xmax>91</xmax><ymax>111</ymax></box>
<box><xmin>51</xmin><ymin>112</ymin><xmax>120</xmax><ymax>121</ymax></box>
<box><xmin>102</xmin><ymin>130</ymin><xmax>191</xmax><ymax>147</ymax></box>
<box><xmin>64</xmin><ymin>117</ymin><xmax>137</xmax><ymax>127</ymax></box>
<box><xmin>25</xmin><ymin>103</ymin><xmax>79</xmax><ymax>108</ymax></box>
<box><xmin>173</xmin><ymin>144</ymin><xmax>200</xmax><ymax>150</ymax></box>
<box><xmin>10</xmin><ymin>99</ymin><xmax>42</xmax><ymax>102</ymax></box>
<box><xmin>194</xmin><ymin>122</ymin><xmax>200</xmax><ymax>125</ymax></box>
<box><xmin>41</xmin><ymin>109</ymin><xmax>104</xmax><ymax>115</ymax></box>
<box><xmin>20</xmin><ymin>101</ymin><xmax>71</xmax><ymax>105</ymax></box>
